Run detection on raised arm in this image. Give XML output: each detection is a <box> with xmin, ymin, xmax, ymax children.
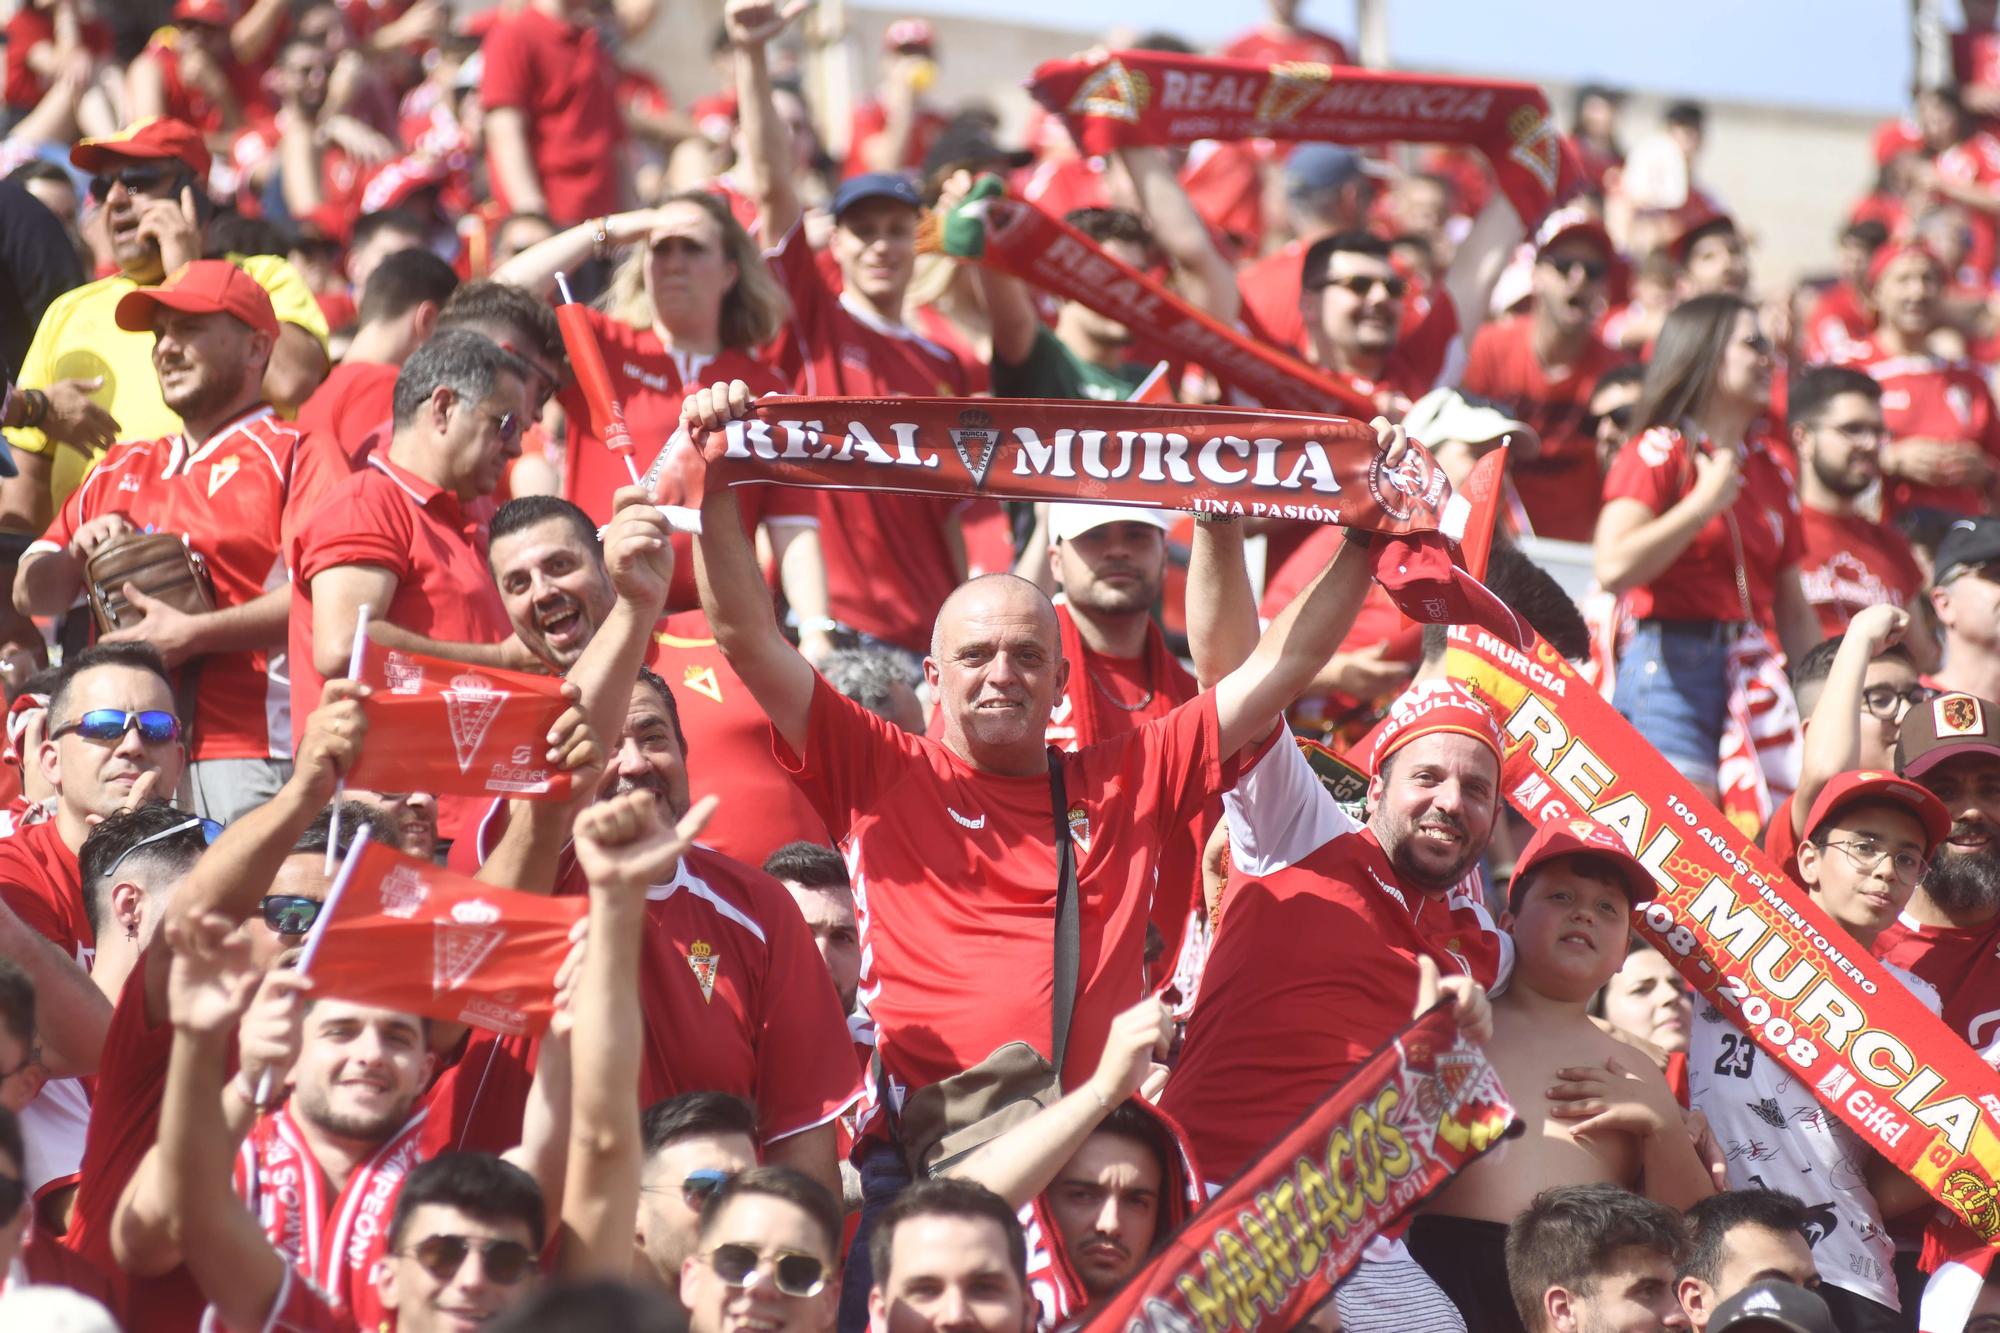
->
<box><xmin>1184</xmin><ymin>516</ymin><xmax>1260</xmax><ymax>689</ymax></box>
<box><xmin>1112</xmin><ymin>146</ymin><xmax>1240</xmax><ymax>324</ymax></box>
<box><xmin>1441</xmin><ymin>194</ymin><xmax>1529</xmax><ymax>352</ymax></box>
<box><xmin>484</xmin><ymin>109</ymin><xmax>548</xmax><ymax>219</ymax></box>
<box><xmin>769</xmin><ymin>521</ymin><xmax>834</xmax><ymax>662</ymax></box>
<box><xmin>728</xmin><ymin>0</ymin><xmax>811</xmax><ymax>245</ymax></box>
<box><xmin>561</xmin><ymin>789</ymin><xmax>717</xmax><ymax>1276</ymax></box>
<box><xmin>684</xmin><ymin>382</ymin><xmax>817</xmax><ymax>756</ymax></box>
<box><xmin>490</xmin><ymin>210</ymin><xmax>668</xmax><ymax>301</ymax></box>
<box><xmin>0</xmin><ymin>898</ymin><xmax>108</xmax><ymax>1077</ymax></box>
<box><xmin>946</xmin><ymin>997</ymin><xmax>1168</xmax><ymax>1207</ymax></box>
<box><xmin>1792</xmin><ymin>605</ymin><xmax>1903</xmax><ymax>835</ymax></box>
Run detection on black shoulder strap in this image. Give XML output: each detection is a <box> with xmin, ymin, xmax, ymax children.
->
<box><xmin>1047</xmin><ymin>746</ymin><xmax>1082</xmax><ymax>1089</ymax></box>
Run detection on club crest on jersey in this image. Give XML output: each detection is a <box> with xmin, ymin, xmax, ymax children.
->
<box><xmin>433</xmin><ymin>922</ymin><xmax>502</xmax><ymax>992</ymax></box>
<box><xmin>687</xmin><ymin>939</ymin><xmax>719</xmax><ymax>1002</ymax></box>
<box><xmin>206</xmin><ymin>455</ymin><xmax>240</xmax><ymax>498</ymax></box>
<box><xmin>1066</xmin><ymin>804</ymin><xmax>1091</xmax><ymax>854</ymax></box>
<box><xmin>1938</xmin><ymin>695</ymin><xmax>1985</xmax><ymax>736</ymax></box>
<box><xmin>683</xmin><ymin>664</ymin><xmax>723</xmax><ymax>704</ymax></box>
<box><xmin>443</xmin><ymin>673</ymin><xmax>506</xmax><ymax>772</ymax></box>
<box><xmin>379</xmin><ymin>865</ymin><xmax>430</xmax><ymax>919</ymax></box>
<box><xmin>949</xmin><ymin>408</ymin><xmax>1000</xmax><ymax>487</ymax></box>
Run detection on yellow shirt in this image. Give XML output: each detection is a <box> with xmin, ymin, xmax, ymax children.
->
<box><xmin>5</xmin><ymin>252</ymin><xmax>330</xmax><ymax>513</ymax></box>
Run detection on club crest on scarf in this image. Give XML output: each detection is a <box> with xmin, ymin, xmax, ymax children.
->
<box><xmin>1506</xmin><ymin>104</ymin><xmax>1562</xmax><ymax>193</ymax></box>
<box><xmin>443</xmin><ymin>673</ymin><xmax>506</xmax><ymax>773</ymax></box>
<box><xmin>1064</xmin><ymin>58</ymin><xmax>1149</xmax><ymax>123</ymax></box>
<box><xmin>687</xmin><ymin>939</ymin><xmax>719</xmax><ymax>1002</ymax></box>
<box><xmin>1367</xmin><ymin>443</ymin><xmax>1443</xmax><ymax>522</ymax></box>
<box><xmin>948</xmin><ymin>407</ymin><xmax>1001</xmax><ymax>487</ymax></box>
<box><xmin>1255</xmin><ymin>61</ymin><xmax>1331</xmax><ymax>124</ymax></box>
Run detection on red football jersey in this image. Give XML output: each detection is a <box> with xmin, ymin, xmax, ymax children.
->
<box><xmin>1460</xmin><ymin>313</ymin><xmax>1629</xmax><ymax>542</ymax></box>
<box><xmin>1797</xmin><ymin>504</ymin><xmax>1925</xmax><ymax>636</ymax></box>
<box><xmin>35</xmin><ymin>408</ymin><xmax>296</xmax><ymax>761</ymax></box>
<box><xmin>1835</xmin><ymin>337</ymin><xmax>2000</xmax><ymax>517</ymax></box>
<box><xmin>765</xmin><ymin>221</ymin><xmax>975</xmax><ymax>652</ymax></box>
<box><xmin>292</xmin><ymin>362</ymin><xmax>395</xmax><ymax>476</ymax></box>
<box><xmin>0</xmin><ymin>819</ymin><xmax>85</xmax><ymax>965</ymax></box>
<box><xmin>646</xmin><ymin>610</ymin><xmax>831</xmax><ymax>863</ymax></box>
<box><xmin>1161</xmin><ymin>737</ymin><xmax>1509</xmax><ymax>1183</ymax></box>
<box><xmin>66</xmin><ymin>951</ymin><xmax>215</xmax><ymax>1332</ymax></box>
<box><xmin>478</xmin><ymin>5</ymin><xmax>625</xmax><ymax>223</ymax></box>
<box><xmin>777</xmin><ymin>676</ymin><xmax>1243</xmax><ymax>1132</ymax></box>
<box><xmin>1876</xmin><ymin>914</ymin><xmax>2000</xmax><ymax>1060</ymax></box>
<box><xmin>1933</xmin><ymin>134</ymin><xmax>2000</xmax><ymax>284</ymax></box>
<box><xmin>1237</xmin><ymin>240</ymin><xmax>1309</xmax><ymax>358</ymax></box>
<box><xmin>1219</xmin><ymin>24</ymin><xmax>1352</xmax><ymax>65</ymax></box>
<box><xmin>1800</xmin><ymin>282</ymin><xmax>1870</xmax><ymax>365</ymax></box>
<box><xmin>1601</xmin><ymin>427</ymin><xmax>1803</xmax><ymax>627</ymax></box>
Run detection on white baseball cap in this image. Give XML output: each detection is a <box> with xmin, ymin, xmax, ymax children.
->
<box><xmin>1047</xmin><ymin>503</ymin><xmax>1175</xmax><ymax>545</ymax></box>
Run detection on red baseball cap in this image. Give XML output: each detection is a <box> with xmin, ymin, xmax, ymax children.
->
<box><xmin>1803</xmin><ymin>769</ymin><xmax>1952</xmax><ymax>855</ymax></box>
<box><xmin>72</xmin><ymin>116</ymin><xmax>212</xmax><ymax>183</ymax></box>
<box><xmin>1667</xmin><ymin>207</ymin><xmax>1737</xmax><ymax>265</ymax></box>
<box><xmin>1508</xmin><ymin>816</ymin><xmax>1654</xmax><ymax>910</ymax></box>
<box><xmin>883</xmin><ymin>17</ymin><xmax>935</xmax><ymax>50</ymax></box>
<box><xmin>114</xmin><ymin>260</ymin><xmax>279</xmax><ymax>340</ymax></box>
<box><xmin>1534</xmin><ymin>204</ymin><xmax>1616</xmax><ymax>264</ymax></box>
<box><xmin>1369</xmin><ymin>681</ymin><xmax>1506</xmax><ymax>777</ymax></box>
<box><xmin>1370</xmin><ymin>534</ymin><xmax>1532</xmax><ymax>651</ymax></box>
<box><xmin>1866</xmin><ymin>239</ymin><xmax>1941</xmax><ymax>293</ymax></box>
<box><xmin>172</xmin><ymin>0</ymin><xmax>235</xmax><ymax>25</ymax></box>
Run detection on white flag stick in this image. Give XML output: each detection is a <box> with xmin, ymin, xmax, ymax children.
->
<box><xmin>324</xmin><ymin>604</ymin><xmax>371</xmax><ymax>876</ymax></box>
<box><xmin>257</xmin><ymin>826</ymin><xmax>370</xmax><ymax>1107</ymax></box>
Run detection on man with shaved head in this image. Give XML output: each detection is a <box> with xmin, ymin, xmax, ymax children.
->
<box><xmin>683</xmin><ymin>380</ymin><xmax>1404</xmax><ymax>1323</ymax></box>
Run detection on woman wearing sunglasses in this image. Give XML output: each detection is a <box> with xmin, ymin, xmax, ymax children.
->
<box><xmin>1593</xmin><ymin>294</ymin><xmax>1822</xmax><ymax>800</ymax></box>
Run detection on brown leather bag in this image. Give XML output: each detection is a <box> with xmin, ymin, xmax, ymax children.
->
<box><xmin>85</xmin><ymin>532</ymin><xmax>215</xmax><ymax>635</ymax></box>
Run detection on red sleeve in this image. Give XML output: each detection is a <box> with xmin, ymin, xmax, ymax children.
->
<box><xmin>0</xmin><ymin>874</ymin><xmax>71</xmax><ymax>957</ymax></box>
<box><xmin>292</xmin><ymin>482</ymin><xmax>412</xmax><ymax>584</ymax></box>
<box><xmin>1130</xmin><ymin>691</ymin><xmax>1234</xmax><ymax>831</ymax></box>
<box><xmin>1602</xmin><ymin>430</ymin><xmax>1687</xmax><ymax>513</ymax></box>
<box><xmin>477</xmin><ymin>16</ymin><xmax>534</xmax><ymax>112</ymax></box>
<box><xmin>771</xmin><ymin>674</ymin><xmax>924</xmax><ymax>840</ymax></box>
<box><xmin>754</xmin><ymin>879</ymin><xmax>865</xmax><ymax>1140</ymax></box>
<box><xmin>767</xmin><ymin>220</ymin><xmax>829</xmax><ymax>328</ymax></box>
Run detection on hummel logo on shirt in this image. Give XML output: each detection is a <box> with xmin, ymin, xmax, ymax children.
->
<box><xmin>947</xmin><ymin>806</ymin><xmax>985</xmax><ymax>830</ymax></box>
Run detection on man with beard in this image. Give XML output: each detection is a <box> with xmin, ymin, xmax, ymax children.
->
<box><xmin>15</xmin><ymin>261</ymin><xmax>299</xmax><ymax>821</ymax></box>
<box><xmin>1835</xmin><ymin>241</ymin><xmax>2000</xmax><ymax>518</ymax></box>
<box><xmin>1927</xmin><ymin>517</ymin><xmax>2000</xmax><ymax>704</ymax></box>
<box><xmin>1789</xmin><ymin>367</ymin><xmax>1925</xmax><ymax>638</ymax></box>
<box><xmin>1876</xmin><ymin>694</ymin><xmax>2000</xmax><ymax>1058</ymax></box>
<box><xmin>1461</xmin><ymin>208</ymin><xmax>1630</xmax><ymax>541</ymax></box>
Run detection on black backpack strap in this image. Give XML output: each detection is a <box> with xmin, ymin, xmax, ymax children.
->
<box><xmin>1047</xmin><ymin>746</ymin><xmax>1082</xmax><ymax>1090</ymax></box>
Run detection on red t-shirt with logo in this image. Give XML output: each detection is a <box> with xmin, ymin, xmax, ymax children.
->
<box><xmin>777</xmin><ymin>675</ymin><xmax>1242</xmax><ymax>1133</ymax></box>
<box><xmin>478</xmin><ymin>5</ymin><xmax>626</xmax><ymax>223</ymax></box>
<box><xmin>1461</xmin><ymin>313</ymin><xmax>1629</xmax><ymax>542</ymax></box>
<box><xmin>1161</xmin><ymin>737</ymin><xmax>1509</xmax><ymax>1182</ymax></box>
<box><xmin>36</xmin><ymin>409</ymin><xmax>297</xmax><ymax>761</ymax></box>
<box><xmin>1876</xmin><ymin>914</ymin><xmax>2000</xmax><ymax>1059</ymax></box>
<box><xmin>1601</xmin><ymin>427</ymin><xmax>1803</xmax><ymax>626</ymax></box>
<box><xmin>646</xmin><ymin>609</ymin><xmax>831</xmax><ymax>863</ymax></box>
<box><xmin>1797</xmin><ymin>504</ymin><xmax>1925</xmax><ymax>637</ymax></box>
<box><xmin>0</xmin><ymin>819</ymin><xmax>85</xmax><ymax>966</ymax></box>
<box><xmin>765</xmin><ymin>222</ymin><xmax>974</xmax><ymax>652</ymax></box>
<box><xmin>1838</xmin><ymin>336</ymin><xmax>2000</xmax><ymax>517</ymax></box>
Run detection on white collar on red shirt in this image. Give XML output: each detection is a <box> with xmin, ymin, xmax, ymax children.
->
<box><xmin>836</xmin><ymin>290</ymin><xmax>955</xmax><ymax>361</ymax></box>
<box><xmin>165</xmin><ymin>403</ymin><xmax>278</xmax><ymax>477</ymax></box>
<box><xmin>648</xmin><ymin>331</ymin><xmax>717</xmax><ymax>386</ymax></box>
<box><xmin>645</xmin><ymin>845</ymin><xmax>768</xmax><ymax>945</ymax></box>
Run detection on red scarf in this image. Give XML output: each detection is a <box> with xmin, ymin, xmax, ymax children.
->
<box><xmin>233</xmin><ymin>1103</ymin><xmax>435</xmax><ymax>1331</ymax></box>
<box><xmin>1054</xmin><ymin>605</ymin><xmax>1197</xmax><ymax>750</ymax></box>
<box><xmin>930</xmin><ymin>187</ymin><xmax>1373</xmax><ymax>416</ymax></box>
<box><xmin>1077</xmin><ymin>1004</ymin><xmax>1515</xmax><ymax>1330</ymax></box>
<box><xmin>1028</xmin><ymin>52</ymin><xmax>1579</xmax><ymax>226</ymax></box>
<box><xmin>688</xmin><ymin>396</ymin><xmax>1463</xmax><ymax>537</ymax></box>
<box><xmin>1446</xmin><ymin>623</ymin><xmax>2000</xmax><ymax>1246</ymax></box>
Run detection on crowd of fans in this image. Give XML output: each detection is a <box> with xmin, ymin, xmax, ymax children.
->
<box><xmin>0</xmin><ymin>1</ymin><xmax>1999</xmax><ymax>1332</ymax></box>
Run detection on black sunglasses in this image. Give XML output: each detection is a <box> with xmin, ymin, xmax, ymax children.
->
<box><xmin>88</xmin><ymin>166</ymin><xmax>189</xmax><ymax>202</ymax></box>
<box><xmin>260</xmin><ymin>894</ymin><xmax>322</xmax><ymax>936</ymax></box>
<box><xmin>1540</xmin><ymin>255</ymin><xmax>1610</xmax><ymax>283</ymax></box>
<box><xmin>0</xmin><ymin>1173</ymin><xmax>22</xmax><ymax>1222</ymax></box>
<box><xmin>50</xmin><ymin>709</ymin><xmax>180</xmax><ymax>745</ymax></box>
<box><xmin>706</xmin><ymin>1242</ymin><xmax>828</xmax><ymax>1297</ymax></box>
<box><xmin>1306</xmin><ymin>273</ymin><xmax>1408</xmax><ymax>300</ymax></box>
<box><xmin>104</xmin><ymin>816</ymin><xmax>222</xmax><ymax>881</ymax></box>
<box><xmin>1589</xmin><ymin>404</ymin><xmax>1637</xmax><ymax>435</ymax></box>
<box><xmin>404</xmin><ymin>1234</ymin><xmax>538</xmax><ymax>1286</ymax></box>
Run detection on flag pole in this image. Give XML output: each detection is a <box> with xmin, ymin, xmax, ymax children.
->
<box><xmin>324</xmin><ymin>604</ymin><xmax>371</xmax><ymax>876</ymax></box>
<box><xmin>258</xmin><ymin>826</ymin><xmax>371</xmax><ymax>1107</ymax></box>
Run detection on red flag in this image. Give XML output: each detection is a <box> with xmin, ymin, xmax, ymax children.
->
<box><xmin>305</xmin><ymin>837</ymin><xmax>585</xmax><ymax>1036</ymax></box>
<box><xmin>1455</xmin><ymin>443</ymin><xmax>1509</xmax><ymax>582</ymax></box>
<box><xmin>555</xmin><ymin>301</ymin><xmax>635</xmax><ymax>457</ymax></box>
<box><xmin>349</xmin><ymin>639</ymin><xmax>574</xmax><ymax>799</ymax></box>
<box><xmin>1126</xmin><ymin>360</ymin><xmax>1174</xmax><ymax>403</ymax></box>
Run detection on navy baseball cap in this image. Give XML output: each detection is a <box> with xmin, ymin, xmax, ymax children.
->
<box><xmin>832</xmin><ymin>172</ymin><xmax>923</xmax><ymax>218</ymax></box>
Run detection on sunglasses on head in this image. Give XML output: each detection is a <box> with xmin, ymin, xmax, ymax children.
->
<box><xmin>1307</xmin><ymin>273</ymin><xmax>1408</xmax><ymax>300</ymax></box>
<box><xmin>88</xmin><ymin>166</ymin><xmax>188</xmax><ymax>202</ymax></box>
<box><xmin>705</xmin><ymin>1242</ymin><xmax>828</xmax><ymax>1298</ymax></box>
<box><xmin>260</xmin><ymin>894</ymin><xmax>322</xmax><ymax>936</ymax></box>
<box><xmin>104</xmin><ymin>816</ymin><xmax>222</xmax><ymax>881</ymax></box>
<box><xmin>1540</xmin><ymin>254</ymin><xmax>1610</xmax><ymax>283</ymax></box>
<box><xmin>51</xmin><ymin>709</ymin><xmax>180</xmax><ymax>745</ymax></box>
<box><xmin>403</xmin><ymin>1234</ymin><xmax>538</xmax><ymax>1286</ymax></box>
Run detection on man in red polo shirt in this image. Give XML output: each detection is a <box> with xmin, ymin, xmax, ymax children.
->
<box><xmin>479</xmin><ymin>0</ymin><xmax>627</xmax><ymax>224</ymax></box>
<box><xmin>733</xmin><ymin>0</ymin><xmax>975</xmax><ymax>659</ymax></box>
<box><xmin>1835</xmin><ymin>241</ymin><xmax>2000</xmax><ymax>518</ymax></box>
<box><xmin>1461</xmin><ymin>208</ymin><xmax>1629</xmax><ymax>542</ymax></box>
<box><xmin>16</xmin><ymin>261</ymin><xmax>298</xmax><ymax>821</ymax></box>
<box><xmin>0</xmin><ymin>644</ymin><xmax>185</xmax><ymax>969</ymax></box>
<box><xmin>1788</xmin><ymin>366</ymin><xmax>1925</xmax><ymax>636</ymax></box>
<box><xmin>683</xmin><ymin>377</ymin><xmax>1415</xmax><ymax>1322</ymax></box>
<box><xmin>291</xmin><ymin>249</ymin><xmax>458</xmax><ymax>468</ymax></box>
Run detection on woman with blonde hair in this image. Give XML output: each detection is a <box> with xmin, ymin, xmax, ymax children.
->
<box><xmin>494</xmin><ymin>191</ymin><xmax>831</xmax><ymax>647</ymax></box>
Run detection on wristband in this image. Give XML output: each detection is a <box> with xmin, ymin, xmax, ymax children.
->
<box><xmin>21</xmin><ymin>389</ymin><xmax>47</xmax><ymax>431</ymax></box>
<box><xmin>590</xmin><ymin>217</ymin><xmax>610</xmax><ymax>259</ymax></box>
<box><xmin>799</xmin><ymin>616</ymin><xmax>840</xmax><ymax>635</ymax></box>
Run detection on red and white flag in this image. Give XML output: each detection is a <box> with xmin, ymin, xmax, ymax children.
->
<box><xmin>304</xmin><ymin>834</ymin><xmax>584</xmax><ymax>1037</ymax></box>
<box><xmin>348</xmin><ymin>639</ymin><xmax>573</xmax><ymax>800</ymax></box>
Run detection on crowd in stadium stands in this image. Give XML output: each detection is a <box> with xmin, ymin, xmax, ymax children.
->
<box><xmin>2</xmin><ymin>1</ymin><xmax>2000</xmax><ymax>1331</ymax></box>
